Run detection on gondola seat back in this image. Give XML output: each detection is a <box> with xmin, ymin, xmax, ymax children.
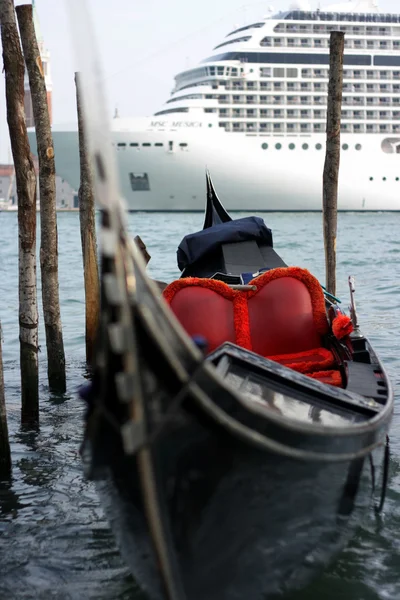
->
<box><xmin>163</xmin><ymin>267</ymin><xmax>343</xmax><ymax>385</ymax></box>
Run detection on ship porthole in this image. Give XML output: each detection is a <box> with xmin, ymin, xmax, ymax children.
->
<box><xmin>383</xmin><ymin>177</ymin><xmax>387</xmax><ymax>181</ymax></box>
<box><xmin>315</xmin><ymin>143</ymin><xmax>322</xmax><ymax>150</ymax></box>
<box><xmin>342</xmin><ymin>143</ymin><xmax>349</xmax><ymax>150</ymax></box>
<box><xmin>355</xmin><ymin>143</ymin><xmax>362</xmax><ymax>151</ymax></box>
<box><xmin>289</xmin><ymin>143</ymin><xmax>295</xmax><ymax>150</ymax></box>
<box><xmin>261</xmin><ymin>143</ymin><xmax>268</xmax><ymax>150</ymax></box>
<box><xmin>396</xmin><ymin>177</ymin><xmax>399</xmax><ymax>181</ymax></box>
<box><xmin>369</xmin><ymin>177</ymin><xmax>374</xmax><ymax>181</ymax></box>
<box><xmin>302</xmin><ymin>143</ymin><xmax>309</xmax><ymax>150</ymax></box>
<box><xmin>275</xmin><ymin>143</ymin><xmax>282</xmax><ymax>150</ymax></box>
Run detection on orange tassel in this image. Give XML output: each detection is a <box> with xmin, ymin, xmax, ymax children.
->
<box><xmin>332</xmin><ymin>313</ymin><xmax>353</xmax><ymax>339</ymax></box>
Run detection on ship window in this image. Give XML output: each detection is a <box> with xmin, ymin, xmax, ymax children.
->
<box><xmin>383</xmin><ymin>177</ymin><xmax>387</xmax><ymax>181</ymax></box>
<box><xmin>226</xmin><ymin>22</ymin><xmax>264</xmax><ymax>37</ymax></box>
<box><xmin>179</xmin><ymin>143</ymin><xmax>188</xmax><ymax>147</ymax></box>
<box><xmin>130</xmin><ymin>173</ymin><xmax>150</xmax><ymax>192</ymax></box>
<box><xmin>204</xmin><ymin>52</ymin><xmax>372</xmax><ymax>66</ymax></box>
<box><xmin>355</xmin><ymin>144</ymin><xmax>362</xmax><ymax>150</ymax></box>
<box><xmin>302</xmin><ymin>143</ymin><xmax>308</xmax><ymax>150</ymax></box>
<box><xmin>286</xmin><ymin>68</ymin><xmax>298</xmax><ymax>78</ymax></box>
<box><xmin>261</xmin><ymin>143</ymin><xmax>268</xmax><ymax>150</ymax></box>
<box><xmin>374</xmin><ymin>56</ymin><xmax>400</xmax><ymax>67</ymax></box>
<box><xmin>342</xmin><ymin>144</ymin><xmax>349</xmax><ymax>150</ymax></box>
<box><xmin>315</xmin><ymin>143</ymin><xmax>322</xmax><ymax>150</ymax></box>
<box><xmin>130</xmin><ymin>143</ymin><xmax>139</xmax><ymax>147</ymax></box>
<box><xmin>274</xmin><ymin>68</ymin><xmax>285</xmax><ymax>77</ymax></box>
<box><xmin>370</xmin><ymin>177</ymin><xmax>373</xmax><ymax>181</ymax></box>
<box><xmin>396</xmin><ymin>177</ymin><xmax>399</xmax><ymax>181</ymax></box>
<box><xmin>289</xmin><ymin>143</ymin><xmax>295</xmax><ymax>150</ymax></box>
<box><xmin>154</xmin><ymin>143</ymin><xmax>163</xmax><ymax>147</ymax></box>
<box><xmin>214</xmin><ymin>37</ymin><xmax>252</xmax><ymax>50</ymax></box>
<box><xmin>275</xmin><ymin>143</ymin><xmax>282</xmax><ymax>149</ymax></box>
<box><xmin>154</xmin><ymin>107</ymin><xmax>189</xmax><ymax>116</ymax></box>
<box><xmin>117</xmin><ymin>143</ymin><xmax>126</xmax><ymax>147</ymax></box>
<box><xmin>142</xmin><ymin>143</ymin><xmax>151</xmax><ymax>147</ymax></box>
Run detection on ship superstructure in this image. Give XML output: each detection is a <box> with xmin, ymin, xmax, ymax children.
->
<box><xmin>29</xmin><ymin>0</ymin><xmax>400</xmax><ymax>210</ymax></box>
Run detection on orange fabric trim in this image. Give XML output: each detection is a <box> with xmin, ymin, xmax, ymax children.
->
<box><xmin>332</xmin><ymin>313</ymin><xmax>354</xmax><ymax>340</ymax></box>
<box><xmin>163</xmin><ymin>277</ymin><xmax>236</xmax><ymax>304</ymax></box>
<box><xmin>268</xmin><ymin>347</ymin><xmax>335</xmax><ymax>374</ymax></box>
<box><xmin>248</xmin><ymin>267</ymin><xmax>329</xmax><ymax>335</ymax></box>
<box><xmin>308</xmin><ymin>370</ymin><xmax>343</xmax><ymax>387</ymax></box>
<box><xmin>233</xmin><ymin>294</ymin><xmax>252</xmax><ymax>350</ymax></box>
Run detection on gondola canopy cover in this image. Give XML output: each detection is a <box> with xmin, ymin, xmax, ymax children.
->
<box><xmin>177</xmin><ymin>217</ymin><xmax>273</xmax><ymax>271</ymax></box>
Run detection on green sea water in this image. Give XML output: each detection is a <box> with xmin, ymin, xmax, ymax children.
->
<box><xmin>0</xmin><ymin>211</ymin><xmax>399</xmax><ymax>600</ymax></box>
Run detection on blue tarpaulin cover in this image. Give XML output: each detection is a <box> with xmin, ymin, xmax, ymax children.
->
<box><xmin>177</xmin><ymin>217</ymin><xmax>273</xmax><ymax>271</ymax></box>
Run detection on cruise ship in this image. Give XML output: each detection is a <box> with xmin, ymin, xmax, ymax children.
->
<box><xmin>30</xmin><ymin>0</ymin><xmax>400</xmax><ymax>211</ymax></box>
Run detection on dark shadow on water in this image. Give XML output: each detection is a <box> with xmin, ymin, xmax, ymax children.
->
<box><xmin>0</xmin><ymin>478</ymin><xmax>24</xmax><ymax>519</ymax></box>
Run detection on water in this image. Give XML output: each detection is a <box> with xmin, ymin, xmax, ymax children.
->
<box><xmin>0</xmin><ymin>211</ymin><xmax>399</xmax><ymax>600</ymax></box>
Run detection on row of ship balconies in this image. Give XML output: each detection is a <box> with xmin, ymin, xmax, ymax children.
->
<box><xmin>203</xmin><ymin>95</ymin><xmax>400</xmax><ymax>106</ymax></box>
<box><xmin>174</xmin><ymin>68</ymin><xmax>400</xmax><ymax>94</ymax></box>
<box><xmin>273</xmin><ymin>23</ymin><xmax>397</xmax><ymax>36</ymax></box>
<box><xmin>206</xmin><ymin>67</ymin><xmax>400</xmax><ymax>82</ymax></box>
<box><xmin>260</xmin><ymin>37</ymin><xmax>400</xmax><ymax>50</ymax></box>
<box><xmin>218</xmin><ymin>121</ymin><xmax>400</xmax><ymax>133</ymax></box>
<box><xmin>215</xmin><ymin>80</ymin><xmax>400</xmax><ymax>94</ymax></box>
<box><xmin>214</xmin><ymin>108</ymin><xmax>400</xmax><ymax>120</ymax></box>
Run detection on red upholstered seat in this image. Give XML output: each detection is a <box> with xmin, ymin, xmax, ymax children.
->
<box><xmin>163</xmin><ymin>267</ymin><xmax>343</xmax><ymax>387</ymax></box>
<box><xmin>165</xmin><ymin>285</ymin><xmax>236</xmax><ymax>353</ymax></box>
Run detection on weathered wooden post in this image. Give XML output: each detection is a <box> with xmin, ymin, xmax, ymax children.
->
<box><xmin>0</xmin><ymin>322</ymin><xmax>11</xmax><ymax>478</ymax></box>
<box><xmin>75</xmin><ymin>72</ymin><xmax>100</xmax><ymax>364</ymax></box>
<box><xmin>323</xmin><ymin>31</ymin><xmax>344</xmax><ymax>298</ymax></box>
<box><xmin>16</xmin><ymin>4</ymin><xmax>66</xmax><ymax>393</ymax></box>
<box><xmin>0</xmin><ymin>0</ymin><xmax>39</xmax><ymax>424</ymax></box>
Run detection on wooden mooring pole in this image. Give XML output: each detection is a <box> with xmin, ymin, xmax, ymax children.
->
<box><xmin>0</xmin><ymin>322</ymin><xmax>11</xmax><ymax>478</ymax></box>
<box><xmin>75</xmin><ymin>72</ymin><xmax>100</xmax><ymax>365</ymax></box>
<box><xmin>0</xmin><ymin>0</ymin><xmax>39</xmax><ymax>424</ymax></box>
<box><xmin>16</xmin><ymin>4</ymin><xmax>66</xmax><ymax>393</ymax></box>
<box><xmin>323</xmin><ymin>31</ymin><xmax>344</xmax><ymax>298</ymax></box>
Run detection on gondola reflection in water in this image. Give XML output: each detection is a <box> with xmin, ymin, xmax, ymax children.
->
<box><xmin>79</xmin><ymin>173</ymin><xmax>393</xmax><ymax>600</ymax></box>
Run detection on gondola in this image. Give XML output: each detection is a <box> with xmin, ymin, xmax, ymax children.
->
<box><xmin>79</xmin><ymin>172</ymin><xmax>393</xmax><ymax>600</ymax></box>
<box><xmin>67</xmin><ymin>5</ymin><xmax>393</xmax><ymax>596</ymax></box>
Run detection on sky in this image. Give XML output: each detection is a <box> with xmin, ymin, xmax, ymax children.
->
<box><xmin>0</xmin><ymin>0</ymin><xmax>399</xmax><ymax>162</ymax></box>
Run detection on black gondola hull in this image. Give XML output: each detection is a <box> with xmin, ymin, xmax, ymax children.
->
<box><xmin>81</xmin><ymin>229</ymin><xmax>392</xmax><ymax>599</ymax></box>
<box><xmin>92</xmin><ymin>409</ymin><xmax>384</xmax><ymax>600</ymax></box>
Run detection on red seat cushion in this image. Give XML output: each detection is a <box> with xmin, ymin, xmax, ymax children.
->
<box><xmin>247</xmin><ymin>277</ymin><xmax>322</xmax><ymax>356</ymax></box>
<box><xmin>167</xmin><ymin>285</ymin><xmax>236</xmax><ymax>353</ymax></box>
<box><xmin>163</xmin><ymin>267</ymin><xmax>330</xmax><ymax>355</ymax></box>
<box><xmin>267</xmin><ymin>347</ymin><xmax>335</xmax><ymax>374</ymax></box>
<box><xmin>309</xmin><ymin>370</ymin><xmax>343</xmax><ymax>387</ymax></box>
<box><xmin>163</xmin><ymin>268</ymin><xmax>342</xmax><ymax>387</ymax></box>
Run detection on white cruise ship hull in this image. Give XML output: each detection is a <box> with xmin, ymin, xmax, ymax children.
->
<box><xmin>29</xmin><ymin>116</ymin><xmax>400</xmax><ymax>211</ymax></box>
